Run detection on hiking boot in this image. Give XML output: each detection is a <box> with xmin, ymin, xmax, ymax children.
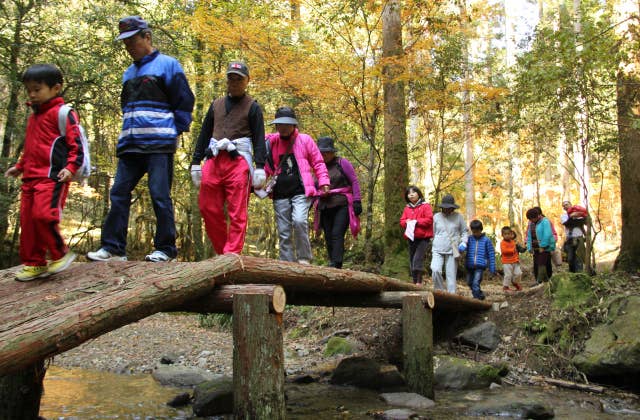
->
<box><xmin>48</xmin><ymin>252</ymin><xmax>77</xmax><ymax>275</ymax></box>
<box><xmin>87</xmin><ymin>248</ymin><xmax>127</xmax><ymax>262</ymax></box>
<box><xmin>512</xmin><ymin>282</ymin><xmax>522</xmax><ymax>291</ymax></box>
<box><xmin>15</xmin><ymin>265</ymin><xmax>50</xmax><ymax>282</ymax></box>
<box><xmin>503</xmin><ymin>286</ymin><xmax>512</xmax><ymax>292</ymax></box>
<box><xmin>298</xmin><ymin>259</ymin><xmax>310</xmax><ymax>265</ymax></box>
<box><xmin>145</xmin><ymin>250</ymin><xmax>172</xmax><ymax>262</ymax></box>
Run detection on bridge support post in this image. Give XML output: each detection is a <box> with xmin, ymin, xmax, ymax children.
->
<box><xmin>402</xmin><ymin>294</ymin><xmax>434</xmax><ymax>399</ymax></box>
<box><xmin>0</xmin><ymin>360</ymin><xmax>46</xmax><ymax>419</ymax></box>
<box><xmin>233</xmin><ymin>293</ymin><xmax>285</xmax><ymax>419</ymax></box>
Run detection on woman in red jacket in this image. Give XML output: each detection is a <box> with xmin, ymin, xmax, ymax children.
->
<box><xmin>399</xmin><ymin>186</ymin><xmax>434</xmax><ymax>285</ymax></box>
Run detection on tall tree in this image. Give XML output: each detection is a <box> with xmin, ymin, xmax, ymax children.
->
<box><xmin>382</xmin><ymin>0</ymin><xmax>408</xmax><ymax>270</ymax></box>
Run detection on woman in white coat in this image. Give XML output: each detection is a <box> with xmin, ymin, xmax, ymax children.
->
<box><xmin>430</xmin><ymin>194</ymin><xmax>469</xmax><ymax>293</ymax></box>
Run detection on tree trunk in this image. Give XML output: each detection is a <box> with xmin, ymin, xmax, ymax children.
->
<box><xmin>178</xmin><ymin>284</ymin><xmax>286</xmax><ymax>314</ymax></box>
<box><xmin>459</xmin><ymin>0</ymin><xmax>476</xmax><ymax>222</ymax></box>
<box><xmin>402</xmin><ymin>294</ymin><xmax>434</xmax><ymax>399</ymax></box>
<box><xmin>0</xmin><ymin>361</ymin><xmax>45</xmax><ymax>420</ymax></box>
<box><xmin>287</xmin><ymin>290</ymin><xmax>437</xmax><ymax>309</ymax></box>
<box><xmin>382</xmin><ymin>0</ymin><xmax>409</xmax><ymax>264</ymax></box>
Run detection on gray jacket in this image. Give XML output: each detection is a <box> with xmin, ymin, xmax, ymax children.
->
<box><xmin>431</xmin><ymin>211</ymin><xmax>469</xmax><ymax>254</ymax></box>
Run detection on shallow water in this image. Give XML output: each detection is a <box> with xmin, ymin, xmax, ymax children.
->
<box><xmin>40</xmin><ymin>366</ymin><xmax>640</xmax><ymax>419</ymax></box>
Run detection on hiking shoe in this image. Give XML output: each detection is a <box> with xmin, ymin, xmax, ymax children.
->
<box><xmin>512</xmin><ymin>282</ymin><xmax>522</xmax><ymax>291</ymax></box>
<box><xmin>87</xmin><ymin>248</ymin><xmax>127</xmax><ymax>262</ymax></box>
<box><xmin>48</xmin><ymin>252</ymin><xmax>77</xmax><ymax>274</ymax></box>
<box><xmin>503</xmin><ymin>286</ymin><xmax>512</xmax><ymax>292</ymax></box>
<box><xmin>15</xmin><ymin>265</ymin><xmax>50</xmax><ymax>282</ymax></box>
<box><xmin>145</xmin><ymin>250</ymin><xmax>172</xmax><ymax>262</ymax></box>
<box><xmin>298</xmin><ymin>259</ymin><xmax>310</xmax><ymax>265</ymax></box>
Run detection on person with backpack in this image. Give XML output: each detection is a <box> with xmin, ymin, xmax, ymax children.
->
<box><xmin>4</xmin><ymin>64</ymin><xmax>83</xmax><ymax>281</ymax></box>
<box><xmin>561</xmin><ymin>200</ymin><xmax>588</xmax><ymax>272</ymax></box>
<box><xmin>430</xmin><ymin>194</ymin><xmax>468</xmax><ymax>293</ymax></box>
<box><xmin>189</xmin><ymin>60</ymin><xmax>266</xmax><ymax>255</ymax></box>
<box><xmin>314</xmin><ymin>136</ymin><xmax>362</xmax><ymax>268</ymax></box>
<box><xmin>264</xmin><ymin>107</ymin><xmax>330</xmax><ymax>264</ymax></box>
<box><xmin>87</xmin><ymin>16</ymin><xmax>194</xmax><ymax>263</ymax></box>
<box><xmin>526</xmin><ymin>207</ymin><xmax>556</xmax><ymax>283</ymax></box>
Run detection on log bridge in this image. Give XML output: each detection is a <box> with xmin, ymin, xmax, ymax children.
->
<box><xmin>0</xmin><ymin>255</ymin><xmax>490</xmax><ymax>419</ymax></box>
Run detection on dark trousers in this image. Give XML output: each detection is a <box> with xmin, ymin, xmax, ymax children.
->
<box><xmin>408</xmin><ymin>238</ymin><xmax>430</xmax><ymax>284</ymax></box>
<box><xmin>101</xmin><ymin>153</ymin><xmax>176</xmax><ymax>258</ymax></box>
<box><xmin>564</xmin><ymin>237</ymin><xmax>585</xmax><ymax>273</ymax></box>
<box><xmin>320</xmin><ymin>205</ymin><xmax>350</xmax><ymax>268</ymax></box>
<box><xmin>533</xmin><ymin>250</ymin><xmax>551</xmax><ymax>283</ymax></box>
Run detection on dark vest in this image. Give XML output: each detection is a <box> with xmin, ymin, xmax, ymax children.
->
<box><xmin>212</xmin><ymin>94</ymin><xmax>254</xmax><ymax>140</ymax></box>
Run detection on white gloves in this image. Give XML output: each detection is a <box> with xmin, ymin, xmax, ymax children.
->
<box><xmin>190</xmin><ymin>165</ymin><xmax>201</xmax><ymax>188</ymax></box>
<box><xmin>253</xmin><ymin>168</ymin><xmax>266</xmax><ymax>189</ymax></box>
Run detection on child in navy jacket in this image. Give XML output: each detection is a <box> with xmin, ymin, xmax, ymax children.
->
<box><xmin>464</xmin><ymin>219</ymin><xmax>496</xmax><ymax>300</ymax></box>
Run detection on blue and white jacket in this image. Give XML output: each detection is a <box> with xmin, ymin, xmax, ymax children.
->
<box><xmin>118</xmin><ymin>50</ymin><xmax>195</xmax><ymax>155</ymax></box>
<box><xmin>464</xmin><ymin>234</ymin><xmax>496</xmax><ymax>273</ymax></box>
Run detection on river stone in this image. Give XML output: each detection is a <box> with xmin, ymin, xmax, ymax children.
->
<box><xmin>468</xmin><ymin>402</ymin><xmax>554</xmax><ymax>419</ymax></box>
<box><xmin>572</xmin><ymin>295</ymin><xmax>640</xmax><ymax>384</ymax></box>
<box><xmin>151</xmin><ymin>364</ymin><xmax>217</xmax><ymax>387</ymax></box>
<box><xmin>330</xmin><ymin>356</ymin><xmax>406</xmax><ymax>391</ymax></box>
<box><xmin>434</xmin><ymin>355</ymin><xmax>502</xmax><ymax>390</ymax></box>
<box><xmin>192</xmin><ymin>376</ymin><xmax>234</xmax><ymax>416</ymax></box>
<box><xmin>324</xmin><ymin>336</ymin><xmax>362</xmax><ymax>356</ymax></box>
<box><xmin>456</xmin><ymin>321</ymin><xmax>501</xmax><ymax>351</ymax></box>
<box><xmin>378</xmin><ymin>408</ymin><xmax>416</xmax><ymax>419</ymax></box>
<box><xmin>379</xmin><ymin>392</ymin><xmax>435</xmax><ymax>409</ymax></box>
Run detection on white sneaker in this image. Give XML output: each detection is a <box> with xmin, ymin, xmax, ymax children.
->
<box><xmin>298</xmin><ymin>259</ymin><xmax>310</xmax><ymax>265</ymax></box>
<box><xmin>145</xmin><ymin>250</ymin><xmax>172</xmax><ymax>262</ymax></box>
<box><xmin>87</xmin><ymin>248</ymin><xmax>127</xmax><ymax>262</ymax></box>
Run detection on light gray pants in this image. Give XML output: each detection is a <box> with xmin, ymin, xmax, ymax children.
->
<box><xmin>273</xmin><ymin>195</ymin><xmax>312</xmax><ymax>262</ymax></box>
<box><xmin>431</xmin><ymin>252</ymin><xmax>458</xmax><ymax>293</ymax></box>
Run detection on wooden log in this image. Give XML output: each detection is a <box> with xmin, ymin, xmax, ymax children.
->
<box><xmin>402</xmin><ymin>294</ymin><xmax>434</xmax><ymax>399</ymax></box>
<box><xmin>431</xmin><ymin>290</ymin><xmax>492</xmax><ymax>311</ymax></box>
<box><xmin>177</xmin><ymin>284</ymin><xmax>286</xmax><ymax>314</ymax></box>
<box><xmin>286</xmin><ymin>291</ymin><xmax>435</xmax><ymax>309</ymax></box>
<box><xmin>0</xmin><ymin>361</ymin><xmax>45</xmax><ymax>419</ymax></box>
<box><xmin>530</xmin><ymin>375</ymin><xmax>605</xmax><ymax>393</ymax></box>
<box><xmin>233</xmin><ymin>293</ymin><xmax>285</xmax><ymax>419</ymax></box>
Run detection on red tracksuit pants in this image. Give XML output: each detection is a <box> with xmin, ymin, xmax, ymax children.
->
<box><xmin>20</xmin><ymin>178</ymin><xmax>69</xmax><ymax>266</ymax></box>
<box><xmin>198</xmin><ymin>152</ymin><xmax>250</xmax><ymax>255</ymax></box>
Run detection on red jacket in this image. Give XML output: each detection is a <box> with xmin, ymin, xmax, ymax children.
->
<box><xmin>400</xmin><ymin>200</ymin><xmax>434</xmax><ymax>240</ymax></box>
<box><xmin>15</xmin><ymin>96</ymin><xmax>82</xmax><ymax>180</ymax></box>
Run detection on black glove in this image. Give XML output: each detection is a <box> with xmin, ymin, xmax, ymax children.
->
<box><xmin>353</xmin><ymin>200</ymin><xmax>362</xmax><ymax>216</ymax></box>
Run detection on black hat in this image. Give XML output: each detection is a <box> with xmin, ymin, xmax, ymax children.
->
<box><xmin>438</xmin><ymin>194</ymin><xmax>459</xmax><ymax>209</ymax></box>
<box><xmin>270</xmin><ymin>106</ymin><xmax>298</xmax><ymax>125</ymax></box>
<box><xmin>227</xmin><ymin>61</ymin><xmax>249</xmax><ymax>77</ymax></box>
<box><xmin>317</xmin><ymin>136</ymin><xmax>337</xmax><ymax>153</ymax></box>
<box><xmin>117</xmin><ymin>16</ymin><xmax>149</xmax><ymax>40</ymax></box>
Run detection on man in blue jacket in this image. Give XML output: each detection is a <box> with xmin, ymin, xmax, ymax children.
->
<box><xmin>464</xmin><ymin>219</ymin><xmax>496</xmax><ymax>300</ymax></box>
<box><xmin>88</xmin><ymin>16</ymin><xmax>195</xmax><ymax>262</ymax></box>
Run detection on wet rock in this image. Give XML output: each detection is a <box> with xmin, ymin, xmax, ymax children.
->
<box><xmin>572</xmin><ymin>295</ymin><xmax>640</xmax><ymax>388</ymax></box>
<box><xmin>151</xmin><ymin>364</ymin><xmax>217</xmax><ymax>387</ymax></box>
<box><xmin>319</xmin><ymin>329</ymin><xmax>352</xmax><ymax>344</ymax></box>
<box><xmin>166</xmin><ymin>392</ymin><xmax>191</xmax><ymax>407</ymax></box>
<box><xmin>375</xmin><ymin>408</ymin><xmax>417</xmax><ymax>419</ymax></box>
<box><xmin>434</xmin><ymin>355</ymin><xmax>503</xmax><ymax>390</ymax></box>
<box><xmin>323</xmin><ymin>336</ymin><xmax>362</xmax><ymax>357</ymax></box>
<box><xmin>192</xmin><ymin>376</ymin><xmax>234</xmax><ymax>416</ymax></box>
<box><xmin>455</xmin><ymin>321</ymin><xmax>501</xmax><ymax>351</ymax></box>
<box><xmin>288</xmin><ymin>374</ymin><xmax>317</xmax><ymax>384</ymax></box>
<box><xmin>468</xmin><ymin>402</ymin><xmax>554</xmax><ymax>419</ymax></box>
<box><xmin>160</xmin><ymin>353</ymin><xmax>179</xmax><ymax>364</ymax></box>
<box><xmin>330</xmin><ymin>356</ymin><xmax>407</xmax><ymax>391</ymax></box>
<box><xmin>379</xmin><ymin>392</ymin><xmax>435</xmax><ymax>409</ymax></box>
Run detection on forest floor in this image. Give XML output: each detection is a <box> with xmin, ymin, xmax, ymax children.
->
<box><xmin>53</xmin><ymin>244</ymin><xmax>637</xmax><ymax>402</ymax></box>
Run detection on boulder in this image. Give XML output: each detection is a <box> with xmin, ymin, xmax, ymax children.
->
<box><xmin>468</xmin><ymin>402</ymin><xmax>554</xmax><ymax>419</ymax></box>
<box><xmin>379</xmin><ymin>392</ymin><xmax>435</xmax><ymax>409</ymax></box>
<box><xmin>323</xmin><ymin>336</ymin><xmax>362</xmax><ymax>357</ymax></box>
<box><xmin>434</xmin><ymin>355</ymin><xmax>503</xmax><ymax>390</ymax></box>
<box><xmin>151</xmin><ymin>365</ymin><xmax>217</xmax><ymax>387</ymax></box>
<box><xmin>573</xmin><ymin>295</ymin><xmax>640</xmax><ymax>386</ymax></box>
<box><xmin>329</xmin><ymin>356</ymin><xmax>406</xmax><ymax>391</ymax></box>
<box><xmin>376</xmin><ymin>408</ymin><xmax>416</xmax><ymax>419</ymax></box>
<box><xmin>455</xmin><ymin>321</ymin><xmax>501</xmax><ymax>351</ymax></box>
<box><xmin>192</xmin><ymin>376</ymin><xmax>234</xmax><ymax>416</ymax></box>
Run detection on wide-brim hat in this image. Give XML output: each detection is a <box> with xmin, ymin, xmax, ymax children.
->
<box><xmin>270</xmin><ymin>106</ymin><xmax>298</xmax><ymax>125</ymax></box>
<box><xmin>117</xmin><ymin>16</ymin><xmax>149</xmax><ymax>40</ymax></box>
<box><xmin>317</xmin><ymin>136</ymin><xmax>337</xmax><ymax>153</ymax></box>
<box><xmin>438</xmin><ymin>194</ymin><xmax>459</xmax><ymax>209</ymax></box>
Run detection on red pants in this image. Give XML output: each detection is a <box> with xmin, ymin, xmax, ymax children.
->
<box><xmin>199</xmin><ymin>152</ymin><xmax>250</xmax><ymax>254</ymax></box>
<box><xmin>20</xmin><ymin>178</ymin><xmax>69</xmax><ymax>266</ymax></box>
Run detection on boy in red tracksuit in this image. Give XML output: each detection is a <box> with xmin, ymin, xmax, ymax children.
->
<box><xmin>5</xmin><ymin>64</ymin><xmax>82</xmax><ymax>281</ymax></box>
<box><xmin>399</xmin><ymin>185</ymin><xmax>433</xmax><ymax>285</ymax></box>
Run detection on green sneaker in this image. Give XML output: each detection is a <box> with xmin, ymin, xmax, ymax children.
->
<box><xmin>48</xmin><ymin>251</ymin><xmax>77</xmax><ymax>275</ymax></box>
<box><xmin>15</xmin><ymin>265</ymin><xmax>50</xmax><ymax>282</ymax></box>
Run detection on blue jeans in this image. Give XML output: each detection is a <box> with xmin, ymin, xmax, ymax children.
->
<box><xmin>466</xmin><ymin>268</ymin><xmax>485</xmax><ymax>299</ymax></box>
<box><xmin>101</xmin><ymin>153</ymin><xmax>176</xmax><ymax>257</ymax></box>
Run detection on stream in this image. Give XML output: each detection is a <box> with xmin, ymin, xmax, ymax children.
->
<box><xmin>39</xmin><ymin>366</ymin><xmax>640</xmax><ymax>419</ymax></box>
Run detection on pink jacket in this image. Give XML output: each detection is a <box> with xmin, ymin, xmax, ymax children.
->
<box><xmin>265</xmin><ymin>129</ymin><xmax>330</xmax><ymax>197</ymax></box>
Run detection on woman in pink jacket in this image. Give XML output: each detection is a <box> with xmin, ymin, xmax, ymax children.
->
<box><xmin>264</xmin><ymin>107</ymin><xmax>330</xmax><ymax>263</ymax></box>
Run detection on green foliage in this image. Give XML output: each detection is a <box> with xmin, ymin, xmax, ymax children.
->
<box><xmin>198</xmin><ymin>313</ymin><xmax>232</xmax><ymax>330</ymax></box>
<box><xmin>323</xmin><ymin>336</ymin><xmax>354</xmax><ymax>357</ymax></box>
<box><xmin>549</xmin><ymin>273</ymin><xmax>596</xmax><ymax>310</ymax></box>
